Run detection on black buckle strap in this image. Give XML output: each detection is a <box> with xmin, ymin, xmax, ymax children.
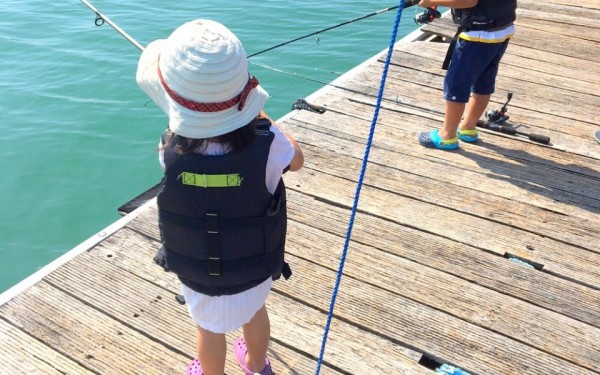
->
<box><xmin>160</xmin><ymin>209</ymin><xmax>265</xmax><ymax>230</ymax></box>
<box><xmin>206</xmin><ymin>212</ymin><xmax>221</xmax><ymax>276</ymax></box>
<box><xmin>255</xmin><ymin>118</ymin><xmax>271</xmax><ymax>136</ymax></box>
<box><xmin>442</xmin><ymin>28</ymin><xmax>461</xmax><ymax>71</ymax></box>
<box><xmin>266</xmin><ymin>195</ymin><xmax>284</xmax><ymax>216</ymax></box>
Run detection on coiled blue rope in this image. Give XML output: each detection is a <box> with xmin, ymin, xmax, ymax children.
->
<box><xmin>313</xmin><ymin>2</ymin><xmax>406</xmax><ymax>374</ymax></box>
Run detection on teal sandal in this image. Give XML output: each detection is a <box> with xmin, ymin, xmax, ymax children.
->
<box><xmin>418</xmin><ymin>130</ymin><xmax>459</xmax><ymax>150</ymax></box>
<box><xmin>457</xmin><ymin>128</ymin><xmax>479</xmax><ymax>143</ymax></box>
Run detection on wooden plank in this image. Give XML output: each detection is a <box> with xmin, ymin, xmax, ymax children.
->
<box><xmin>511</xmin><ymin>26</ymin><xmax>600</xmax><ymax>62</ymax></box>
<box><xmin>286</xmin><ymin>189</ymin><xmax>600</xmax><ymax>328</ymax></box>
<box><xmin>84</xmin><ymin>228</ymin><xmax>428</xmax><ymax>375</ymax></box>
<box><xmin>422</xmin><ymin>16</ymin><xmax>600</xmax><ymax>63</ymax></box>
<box><xmin>519</xmin><ymin>0</ymin><xmax>600</xmax><ymax>18</ymax></box>
<box><xmin>284</xmin><ymin>157</ymin><xmax>600</xmax><ymax>288</ymax></box>
<box><xmin>276</xmin><ymin>255</ymin><xmax>599</xmax><ymax>375</ymax></box>
<box><xmin>130</xmin><ymin>201</ymin><xmax>600</xmax><ymax>334</ymax></box>
<box><xmin>123</xmin><ymin>208</ymin><xmax>598</xmax><ymax>374</ymax></box>
<box><xmin>0</xmin><ymin>319</ymin><xmax>96</xmax><ymax>375</ymax></box>
<box><xmin>43</xmin><ymin>249</ymin><xmax>353</xmax><ymax>375</ymax></box>
<box><xmin>393</xmin><ymin>42</ymin><xmax>600</xmax><ymax>98</ymax></box>
<box><xmin>324</xmin><ymin>83</ymin><xmax>600</xmax><ymax>179</ymax></box>
<box><xmin>499</xmin><ymin>43</ymin><xmax>600</xmax><ymax>79</ymax></box>
<box><xmin>527</xmin><ymin>0</ymin><xmax>600</xmax><ymax>10</ymax></box>
<box><xmin>327</xmin><ymin>40</ymin><xmax>600</xmax><ymax>157</ymax></box>
<box><xmin>319</xmin><ymin>87</ymin><xmax>600</xmax><ymax>181</ymax></box>
<box><xmin>285</xmin><ymin>222</ymin><xmax>600</xmax><ymax>372</ymax></box>
<box><xmin>516</xmin><ymin>9</ymin><xmax>600</xmax><ymax>42</ymax></box>
<box><xmin>298</xmin><ymin>93</ymin><xmax>600</xmax><ymax>220</ymax></box>
<box><xmin>323</xmin><ymin>65</ymin><xmax>600</xmax><ymax>161</ymax></box>
<box><xmin>378</xmin><ymin>57</ymin><xmax>600</xmax><ymax>129</ymax></box>
<box><xmin>365</xmin><ymin>56</ymin><xmax>600</xmax><ymax>129</ymax></box>
<box><xmin>0</xmin><ymin>281</ymin><xmax>191</xmax><ymax>375</ymax></box>
<box><xmin>283</xmin><ymin>117</ymin><xmax>600</xmax><ymax>256</ymax></box>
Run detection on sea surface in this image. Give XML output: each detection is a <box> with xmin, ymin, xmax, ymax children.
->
<box><xmin>0</xmin><ymin>1</ymin><xmax>421</xmax><ymax>293</ymax></box>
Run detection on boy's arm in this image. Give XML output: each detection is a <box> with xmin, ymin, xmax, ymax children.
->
<box><xmin>418</xmin><ymin>0</ymin><xmax>477</xmax><ymax>9</ymax></box>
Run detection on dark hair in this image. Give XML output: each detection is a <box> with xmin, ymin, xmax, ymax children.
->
<box><xmin>161</xmin><ymin>117</ymin><xmax>259</xmax><ymax>155</ymax></box>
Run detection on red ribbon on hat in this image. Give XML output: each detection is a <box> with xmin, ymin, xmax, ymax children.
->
<box><xmin>157</xmin><ymin>63</ymin><xmax>259</xmax><ymax>112</ymax></box>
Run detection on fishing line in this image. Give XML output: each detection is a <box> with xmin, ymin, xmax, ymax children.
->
<box><xmin>78</xmin><ymin>0</ymin><xmax>443</xmax><ymax>128</ymax></box>
<box><xmin>315</xmin><ymin>24</ymin><xmax>392</xmax><ymax>44</ymax></box>
<box><xmin>250</xmin><ymin>61</ymin><xmax>345</xmax><ymax>81</ymax></box>
<box><xmin>253</xmin><ymin>60</ymin><xmax>552</xmax><ymax>145</ymax></box>
<box><xmin>77</xmin><ymin>2</ymin><xmax>502</xmax><ymax>145</ymax></box>
<box><xmin>247</xmin><ymin>0</ymin><xmax>420</xmax><ymax>57</ymax></box>
<box><xmin>78</xmin><ymin>0</ymin><xmax>424</xmax><ymax>113</ymax></box>
<box><xmin>251</xmin><ymin>60</ymin><xmax>444</xmax><ymax>118</ymax></box>
<box><xmin>80</xmin><ymin>0</ymin><xmax>420</xmax><ymax>58</ymax></box>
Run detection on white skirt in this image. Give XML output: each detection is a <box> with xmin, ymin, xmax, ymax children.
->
<box><xmin>182</xmin><ymin>278</ymin><xmax>272</xmax><ymax>334</ymax></box>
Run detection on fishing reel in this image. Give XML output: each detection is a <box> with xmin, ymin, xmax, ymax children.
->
<box><xmin>414</xmin><ymin>6</ymin><xmax>441</xmax><ymax>25</ymax></box>
<box><xmin>485</xmin><ymin>91</ymin><xmax>513</xmax><ymax>124</ymax></box>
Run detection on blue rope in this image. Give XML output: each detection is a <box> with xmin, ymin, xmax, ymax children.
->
<box><xmin>313</xmin><ymin>2</ymin><xmax>406</xmax><ymax>374</ymax></box>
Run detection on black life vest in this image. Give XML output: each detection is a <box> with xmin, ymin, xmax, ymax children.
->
<box><xmin>452</xmin><ymin>0</ymin><xmax>516</xmax><ymax>31</ymax></box>
<box><xmin>155</xmin><ymin>121</ymin><xmax>289</xmax><ymax>296</ymax></box>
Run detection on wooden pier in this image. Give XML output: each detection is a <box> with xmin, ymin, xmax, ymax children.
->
<box><xmin>1</xmin><ymin>1</ymin><xmax>599</xmax><ymax>374</ymax></box>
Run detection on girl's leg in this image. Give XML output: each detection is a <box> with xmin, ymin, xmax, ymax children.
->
<box><xmin>196</xmin><ymin>326</ymin><xmax>226</xmax><ymax>375</ymax></box>
<box><xmin>242</xmin><ymin>304</ymin><xmax>271</xmax><ymax>373</ymax></box>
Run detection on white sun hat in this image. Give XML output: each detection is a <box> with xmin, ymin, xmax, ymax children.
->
<box><xmin>136</xmin><ymin>19</ymin><xmax>269</xmax><ymax>139</ymax></box>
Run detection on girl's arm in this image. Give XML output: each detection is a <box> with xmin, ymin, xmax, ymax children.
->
<box><xmin>284</xmin><ymin>133</ymin><xmax>304</xmax><ymax>172</ymax></box>
<box><xmin>258</xmin><ymin>111</ymin><xmax>304</xmax><ymax>172</ymax></box>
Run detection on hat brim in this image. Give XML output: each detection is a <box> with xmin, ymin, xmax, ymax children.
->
<box><xmin>136</xmin><ymin>39</ymin><xmax>269</xmax><ymax>139</ymax></box>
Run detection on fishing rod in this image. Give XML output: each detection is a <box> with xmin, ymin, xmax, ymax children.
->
<box><xmin>82</xmin><ymin>0</ymin><xmax>497</xmax><ymax>139</ymax></box>
<box><xmin>479</xmin><ymin>92</ymin><xmax>550</xmax><ymax>144</ymax></box>
<box><xmin>77</xmin><ymin>1</ymin><xmax>550</xmax><ymax>146</ymax></box>
<box><xmin>80</xmin><ymin>0</ymin><xmax>422</xmax><ymax>57</ymax></box>
<box><xmin>476</xmin><ymin>120</ymin><xmax>551</xmax><ymax>144</ymax></box>
<box><xmin>301</xmin><ymin>95</ymin><xmax>551</xmax><ymax>145</ymax></box>
<box><xmin>79</xmin><ymin>0</ymin><xmax>144</xmax><ymax>51</ymax></box>
<box><xmin>247</xmin><ymin>0</ymin><xmax>422</xmax><ymax>57</ymax></box>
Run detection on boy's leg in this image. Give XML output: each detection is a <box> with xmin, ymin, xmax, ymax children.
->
<box><xmin>459</xmin><ymin>93</ymin><xmax>491</xmax><ymax>131</ymax></box>
<box><xmin>439</xmin><ymin>100</ymin><xmax>466</xmax><ymax>140</ymax></box>
<box><xmin>242</xmin><ymin>304</ymin><xmax>271</xmax><ymax>373</ymax></box>
<box><xmin>196</xmin><ymin>326</ymin><xmax>226</xmax><ymax>375</ymax></box>
<box><xmin>435</xmin><ymin>38</ymin><xmax>476</xmax><ymax>142</ymax></box>
<box><xmin>462</xmin><ymin>39</ymin><xmax>509</xmax><ymax>131</ymax></box>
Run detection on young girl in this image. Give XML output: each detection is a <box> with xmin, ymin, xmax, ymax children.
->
<box><xmin>136</xmin><ymin>19</ymin><xmax>304</xmax><ymax>375</ymax></box>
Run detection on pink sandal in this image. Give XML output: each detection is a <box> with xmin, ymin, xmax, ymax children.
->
<box><xmin>232</xmin><ymin>338</ymin><xmax>272</xmax><ymax>375</ymax></box>
<box><xmin>186</xmin><ymin>358</ymin><xmax>204</xmax><ymax>375</ymax></box>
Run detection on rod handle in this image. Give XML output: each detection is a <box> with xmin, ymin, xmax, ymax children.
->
<box><xmin>476</xmin><ymin>120</ymin><xmax>515</xmax><ymax>135</ymax></box>
<box><xmin>527</xmin><ymin>133</ymin><xmax>551</xmax><ymax>145</ymax></box>
<box><xmin>477</xmin><ymin>120</ymin><xmax>551</xmax><ymax>145</ymax></box>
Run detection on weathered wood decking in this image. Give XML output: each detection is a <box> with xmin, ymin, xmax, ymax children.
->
<box><xmin>1</xmin><ymin>1</ymin><xmax>599</xmax><ymax>374</ymax></box>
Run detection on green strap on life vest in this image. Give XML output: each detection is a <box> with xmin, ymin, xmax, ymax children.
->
<box><xmin>180</xmin><ymin>172</ymin><xmax>243</xmax><ymax>188</ymax></box>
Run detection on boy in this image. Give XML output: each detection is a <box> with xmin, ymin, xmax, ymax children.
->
<box><xmin>417</xmin><ymin>0</ymin><xmax>517</xmax><ymax>150</ymax></box>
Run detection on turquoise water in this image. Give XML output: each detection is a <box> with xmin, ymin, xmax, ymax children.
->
<box><xmin>0</xmin><ymin>1</ymin><xmax>419</xmax><ymax>293</ymax></box>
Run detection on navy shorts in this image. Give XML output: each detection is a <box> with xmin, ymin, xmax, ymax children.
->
<box><xmin>443</xmin><ymin>38</ymin><xmax>510</xmax><ymax>103</ymax></box>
